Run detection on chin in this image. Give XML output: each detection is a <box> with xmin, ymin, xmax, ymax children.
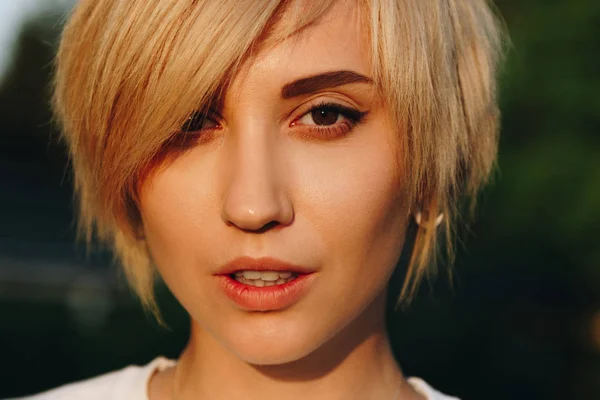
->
<box><xmin>221</xmin><ymin>316</ymin><xmax>328</xmax><ymax>366</ymax></box>
<box><xmin>237</xmin><ymin>347</ymin><xmax>310</xmax><ymax>366</ymax></box>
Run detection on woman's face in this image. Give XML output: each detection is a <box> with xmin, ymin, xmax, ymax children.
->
<box><xmin>140</xmin><ymin>1</ymin><xmax>409</xmax><ymax>365</ymax></box>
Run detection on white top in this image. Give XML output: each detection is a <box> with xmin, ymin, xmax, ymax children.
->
<box><xmin>11</xmin><ymin>358</ymin><xmax>459</xmax><ymax>400</ymax></box>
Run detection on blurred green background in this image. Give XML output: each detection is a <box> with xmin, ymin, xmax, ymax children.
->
<box><xmin>0</xmin><ymin>1</ymin><xmax>599</xmax><ymax>399</ymax></box>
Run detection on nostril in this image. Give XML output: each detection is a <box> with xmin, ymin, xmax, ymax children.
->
<box><xmin>250</xmin><ymin>220</ymin><xmax>280</xmax><ymax>234</ymax></box>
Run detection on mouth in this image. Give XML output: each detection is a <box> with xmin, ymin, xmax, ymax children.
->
<box><xmin>215</xmin><ymin>257</ymin><xmax>316</xmax><ymax>311</ymax></box>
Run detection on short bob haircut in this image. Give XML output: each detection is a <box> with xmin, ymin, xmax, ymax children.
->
<box><xmin>54</xmin><ymin>0</ymin><xmax>504</xmax><ymax>313</ymax></box>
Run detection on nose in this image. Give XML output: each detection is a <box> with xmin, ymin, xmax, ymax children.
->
<box><xmin>220</xmin><ymin>132</ymin><xmax>294</xmax><ymax>232</ymax></box>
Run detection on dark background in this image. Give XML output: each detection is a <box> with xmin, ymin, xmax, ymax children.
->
<box><xmin>1</xmin><ymin>1</ymin><xmax>599</xmax><ymax>399</ymax></box>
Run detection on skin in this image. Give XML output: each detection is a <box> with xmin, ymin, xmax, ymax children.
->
<box><xmin>141</xmin><ymin>1</ymin><xmax>425</xmax><ymax>399</ymax></box>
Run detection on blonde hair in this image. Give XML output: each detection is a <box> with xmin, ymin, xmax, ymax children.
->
<box><xmin>53</xmin><ymin>0</ymin><xmax>504</xmax><ymax>312</ymax></box>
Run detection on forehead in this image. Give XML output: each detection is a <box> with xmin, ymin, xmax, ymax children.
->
<box><xmin>227</xmin><ymin>0</ymin><xmax>370</xmax><ymax>99</ymax></box>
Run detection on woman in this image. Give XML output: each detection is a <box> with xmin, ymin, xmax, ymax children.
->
<box><xmin>21</xmin><ymin>0</ymin><xmax>503</xmax><ymax>399</ymax></box>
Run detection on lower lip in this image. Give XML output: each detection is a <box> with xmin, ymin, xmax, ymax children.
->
<box><xmin>216</xmin><ymin>273</ymin><xmax>316</xmax><ymax>311</ymax></box>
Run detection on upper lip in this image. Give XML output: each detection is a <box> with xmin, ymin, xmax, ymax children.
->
<box><xmin>215</xmin><ymin>256</ymin><xmax>315</xmax><ymax>275</ymax></box>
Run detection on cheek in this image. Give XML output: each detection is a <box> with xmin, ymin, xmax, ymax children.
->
<box><xmin>294</xmin><ymin>141</ymin><xmax>407</xmax><ymax>270</ymax></box>
<box><xmin>137</xmin><ymin>154</ymin><xmax>220</xmax><ymax>283</ymax></box>
<box><xmin>282</xmin><ymin>133</ymin><xmax>408</xmax><ymax>343</ymax></box>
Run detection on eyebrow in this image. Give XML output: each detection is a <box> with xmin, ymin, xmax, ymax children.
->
<box><xmin>281</xmin><ymin>70</ymin><xmax>373</xmax><ymax>99</ymax></box>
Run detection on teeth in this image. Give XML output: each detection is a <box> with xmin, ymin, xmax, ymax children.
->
<box><xmin>260</xmin><ymin>271</ymin><xmax>281</xmax><ymax>281</ymax></box>
<box><xmin>236</xmin><ymin>270</ymin><xmax>297</xmax><ymax>281</ymax></box>
<box><xmin>233</xmin><ymin>272</ymin><xmax>297</xmax><ymax>287</ymax></box>
<box><xmin>241</xmin><ymin>271</ymin><xmax>262</xmax><ymax>280</ymax></box>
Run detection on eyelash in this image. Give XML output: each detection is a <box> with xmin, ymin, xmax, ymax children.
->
<box><xmin>178</xmin><ymin>102</ymin><xmax>367</xmax><ymax>142</ymax></box>
<box><xmin>181</xmin><ymin>110</ymin><xmax>221</xmax><ymax>133</ymax></box>
<box><xmin>290</xmin><ymin>102</ymin><xmax>367</xmax><ymax>139</ymax></box>
<box><xmin>174</xmin><ymin>110</ymin><xmax>222</xmax><ymax>148</ymax></box>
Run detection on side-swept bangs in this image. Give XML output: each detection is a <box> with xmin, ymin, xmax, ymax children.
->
<box><xmin>54</xmin><ymin>0</ymin><xmax>338</xmax><ymax>311</ymax></box>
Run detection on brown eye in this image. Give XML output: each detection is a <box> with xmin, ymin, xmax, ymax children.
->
<box><xmin>310</xmin><ymin>107</ymin><xmax>341</xmax><ymax>126</ymax></box>
<box><xmin>181</xmin><ymin>111</ymin><xmax>219</xmax><ymax>132</ymax></box>
<box><xmin>292</xmin><ymin>102</ymin><xmax>368</xmax><ymax>139</ymax></box>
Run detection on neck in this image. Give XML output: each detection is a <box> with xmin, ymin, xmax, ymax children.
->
<box><xmin>167</xmin><ymin>293</ymin><xmax>419</xmax><ymax>400</ymax></box>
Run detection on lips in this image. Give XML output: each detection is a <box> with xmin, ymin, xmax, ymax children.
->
<box><xmin>215</xmin><ymin>256</ymin><xmax>316</xmax><ymax>311</ymax></box>
<box><xmin>215</xmin><ymin>256</ymin><xmax>315</xmax><ymax>276</ymax></box>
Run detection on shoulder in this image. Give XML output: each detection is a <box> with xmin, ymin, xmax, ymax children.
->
<box><xmin>408</xmin><ymin>377</ymin><xmax>460</xmax><ymax>400</ymax></box>
<box><xmin>10</xmin><ymin>357</ymin><xmax>175</xmax><ymax>400</ymax></box>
